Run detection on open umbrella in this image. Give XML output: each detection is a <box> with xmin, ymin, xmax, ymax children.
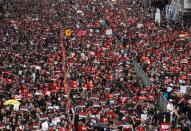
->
<box><xmin>3</xmin><ymin>99</ymin><xmax>21</xmax><ymax>106</ymax></box>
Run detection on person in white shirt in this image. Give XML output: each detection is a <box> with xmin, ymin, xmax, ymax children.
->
<box><xmin>167</xmin><ymin>99</ymin><xmax>174</xmax><ymax>122</ymax></box>
<box><xmin>167</xmin><ymin>99</ymin><xmax>174</xmax><ymax>112</ymax></box>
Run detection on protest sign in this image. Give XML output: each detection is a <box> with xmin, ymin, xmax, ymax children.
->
<box><xmin>65</xmin><ymin>29</ymin><xmax>72</xmax><ymax>37</ymax></box>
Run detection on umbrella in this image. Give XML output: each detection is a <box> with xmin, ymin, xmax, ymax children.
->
<box><xmin>3</xmin><ymin>99</ymin><xmax>21</xmax><ymax>106</ymax></box>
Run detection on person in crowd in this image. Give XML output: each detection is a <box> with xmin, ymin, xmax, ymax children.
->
<box><xmin>0</xmin><ymin>0</ymin><xmax>190</xmax><ymax>130</ymax></box>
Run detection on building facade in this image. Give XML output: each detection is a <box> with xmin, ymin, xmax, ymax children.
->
<box><xmin>171</xmin><ymin>0</ymin><xmax>191</xmax><ymax>26</ymax></box>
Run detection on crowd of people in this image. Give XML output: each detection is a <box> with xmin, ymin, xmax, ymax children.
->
<box><xmin>0</xmin><ymin>0</ymin><xmax>191</xmax><ymax>130</ymax></box>
<box><xmin>0</xmin><ymin>0</ymin><xmax>72</xmax><ymax>130</ymax></box>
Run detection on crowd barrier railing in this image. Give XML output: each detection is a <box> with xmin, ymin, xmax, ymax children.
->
<box><xmin>132</xmin><ymin>60</ymin><xmax>169</xmax><ymax>112</ymax></box>
<box><xmin>156</xmin><ymin>94</ymin><xmax>168</xmax><ymax>112</ymax></box>
<box><xmin>132</xmin><ymin>60</ymin><xmax>151</xmax><ymax>86</ymax></box>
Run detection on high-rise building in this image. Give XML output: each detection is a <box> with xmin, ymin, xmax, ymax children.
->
<box><xmin>171</xmin><ymin>0</ymin><xmax>191</xmax><ymax>26</ymax></box>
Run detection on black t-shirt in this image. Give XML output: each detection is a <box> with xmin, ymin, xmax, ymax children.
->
<box><xmin>186</xmin><ymin>106</ymin><xmax>191</xmax><ymax>121</ymax></box>
<box><xmin>0</xmin><ymin>113</ymin><xmax>5</xmax><ymax>122</ymax></box>
<box><xmin>156</xmin><ymin>112</ymin><xmax>170</xmax><ymax>124</ymax></box>
<box><xmin>37</xmin><ymin>99</ymin><xmax>45</xmax><ymax>108</ymax></box>
<box><xmin>0</xmin><ymin>4</ymin><xmax>4</xmax><ymax>14</ymax></box>
<box><xmin>10</xmin><ymin>124</ymin><xmax>16</xmax><ymax>131</ymax></box>
<box><xmin>182</xmin><ymin>126</ymin><xmax>190</xmax><ymax>131</ymax></box>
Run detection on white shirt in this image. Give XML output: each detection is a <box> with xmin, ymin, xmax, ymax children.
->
<box><xmin>32</xmin><ymin>73</ymin><xmax>36</xmax><ymax>82</ymax></box>
<box><xmin>167</xmin><ymin>103</ymin><xmax>174</xmax><ymax>112</ymax></box>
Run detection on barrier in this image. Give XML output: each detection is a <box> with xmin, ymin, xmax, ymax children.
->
<box><xmin>132</xmin><ymin>60</ymin><xmax>151</xmax><ymax>86</ymax></box>
<box><xmin>157</xmin><ymin>94</ymin><xmax>168</xmax><ymax>112</ymax></box>
<box><xmin>132</xmin><ymin>60</ymin><xmax>168</xmax><ymax>112</ymax></box>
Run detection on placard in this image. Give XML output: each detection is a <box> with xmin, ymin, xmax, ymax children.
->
<box><xmin>180</xmin><ymin>85</ymin><xmax>187</xmax><ymax>94</ymax></box>
<box><xmin>42</xmin><ymin>121</ymin><xmax>49</xmax><ymax>131</ymax></box>
<box><xmin>137</xmin><ymin>23</ymin><xmax>143</xmax><ymax>28</ymax></box>
<box><xmin>13</xmin><ymin>104</ymin><xmax>20</xmax><ymax>111</ymax></box>
<box><xmin>65</xmin><ymin>29</ymin><xmax>72</xmax><ymax>37</ymax></box>
<box><xmin>35</xmin><ymin>66</ymin><xmax>41</xmax><ymax>70</ymax></box>
<box><xmin>52</xmin><ymin>117</ymin><xmax>61</xmax><ymax>125</ymax></box>
<box><xmin>106</xmin><ymin>29</ymin><xmax>112</xmax><ymax>35</ymax></box>
<box><xmin>141</xmin><ymin>114</ymin><xmax>147</xmax><ymax>121</ymax></box>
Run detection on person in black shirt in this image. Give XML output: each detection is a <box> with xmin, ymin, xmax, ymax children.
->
<box><xmin>186</xmin><ymin>103</ymin><xmax>191</xmax><ymax>122</ymax></box>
